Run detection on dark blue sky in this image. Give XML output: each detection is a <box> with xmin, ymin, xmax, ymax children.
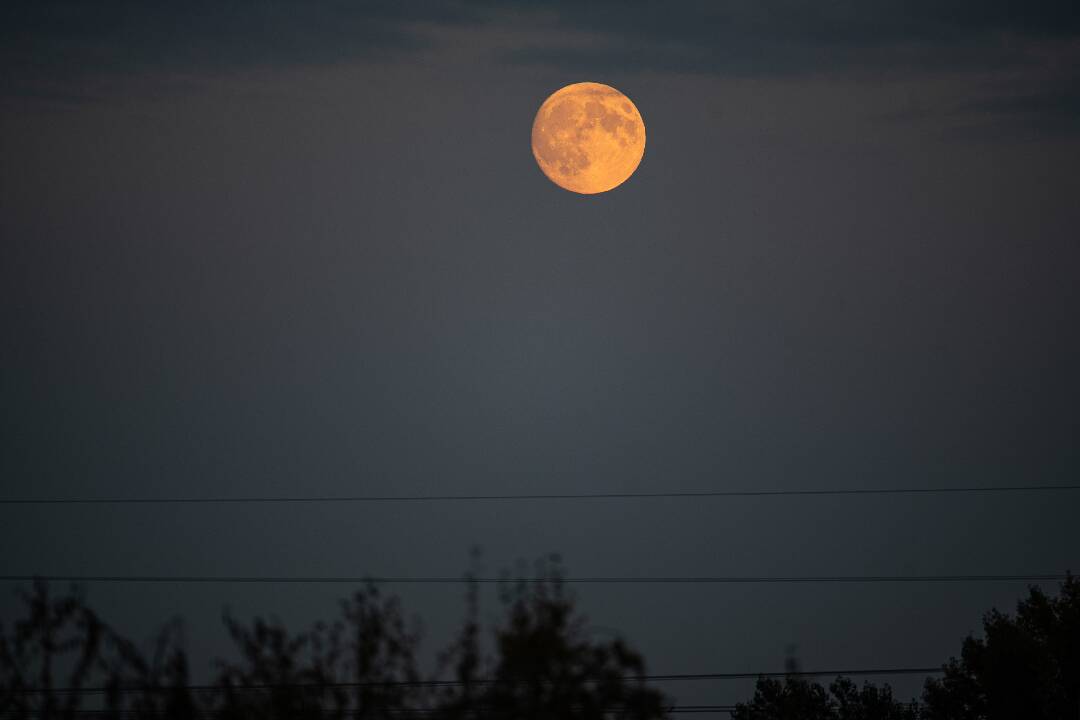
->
<box><xmin>2</xmin><ymin>0</ymin><xmax>1078</xmax><ymax>708</ymax></box>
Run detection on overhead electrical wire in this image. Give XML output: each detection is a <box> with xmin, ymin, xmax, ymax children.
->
<box><xmin>0</xmin><ymin>573</ymin><xmax>1067</xmax><ymax>585</ymax></box>
<box><xmin>12</xmin><ymin>665</ymin><xmax>944</xmax><ymax>695</ymax></box>
<box><xmin>5</xmin><ymin>708</ymin><xmax>743</xmax><ymax>717</ymax></box>
<box><xmin>3</xmin><ymin>484</ymin><xmax>1078</xmax><ymax>505</ymax></box>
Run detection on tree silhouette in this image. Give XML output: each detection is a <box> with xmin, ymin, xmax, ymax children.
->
<box><xmin>730</xmin><ymin>575</ymin><xmax>1079</xmax><ymax>720</ymax></box>
<box><xmin>0</xmin><ymin>559</ymin><xmax>669</xmax><ymax>720</ymax></box>
<box><xmin>730</xmin><ymin>675</ymin><xmax>918</xmax><ymax>720</ymax></box>
<box><xmin>0</xmin><ymin>581</ymin><xmax>105</xmax><ymax>719</ymax></box>
<box><xmin>436</xmin><ymin>556</ymin><xmax>669</xmax><ymax>720</ymax></box>
<box><xmin>921</xmin><ymin>573</ymin><xmax>1079</xmax><ymax>720</ymax></box>
<box><xmin>212</xmin><ymin>584</ymin><xmax>422</xmax><ymax>720</ymax></box>
<box><xmin>0</xmin><ymin>580</ymin><xmax>192</xmax><ymax>720</ymax></box>
<box><xmin>3</xmin><ymin>568</ymin><xmax>1077</xmax><ymax>719</ymax></box>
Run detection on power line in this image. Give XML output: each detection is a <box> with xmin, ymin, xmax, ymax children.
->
<box><xmin>5</xmin><ymin>708</ymin><xmax>743</xmax><ymax>717</ymax></box>
<box><xmin>668</xmin><ymin>708</ymin><xmax>738</xmax><ymax>714</ymax></box>
<box><xmin>0</xmin><ymin>574</ymin><xmax>1068</xmax><ymax>585</ymax></box>
<box><xmin>3</xmin><ymin>484</ymin><xmax>1078</xmax><ymax>505</ymax></box>
<box><xmin>643</xmin><ymin>667</ymin><xmax>940</xmax><ymax>681</ymax></box>
<box><xmin>13</xmin><ymin>666</ymin><xmax>944</xmax><ymax>695</ymax></box>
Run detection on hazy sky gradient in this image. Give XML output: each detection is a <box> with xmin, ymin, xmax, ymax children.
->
<box><xmin>2</xmin><ymin>0</ymin><xmax>1078</xmax><ymax>708</ymax></box>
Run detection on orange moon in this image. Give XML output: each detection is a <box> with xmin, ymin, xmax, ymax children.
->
<box><xmin>531</xmin><ymin>82</ymin><xmax>646</xmax><ymax>195</ymax></box>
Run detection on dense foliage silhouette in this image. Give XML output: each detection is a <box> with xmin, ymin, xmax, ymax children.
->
<box><xmin>1</xmin><ymin>567</ymin><xmax>1076</xmax><ymax>719</ymax></box>
<box><xmin>921</xmin><ymin>573</ymin><xmax>1079</xmax><ymax>720</ymax></box>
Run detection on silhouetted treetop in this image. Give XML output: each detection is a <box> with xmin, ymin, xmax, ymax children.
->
<box><xmin>922</xmin><ymin>573</ymin><xmax>1079</xmax><ymax>720</ymax></box>
<box><xmin>2</xmin><ymin>568</ymin><xmax>1076</xmax><ymax>720</ymax></box>
<box><xmin>730</xmin><ymin>675</ymin><xmax>918</xmax><ymax>720</ymax></box>
<box><xmin>0</xmin><ymin>560</ymin><xmax>670</xmax><ymax>720</ymax></box>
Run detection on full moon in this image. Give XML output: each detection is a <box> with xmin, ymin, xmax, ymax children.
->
<box><xmin>531</xmin><ymin>82</ymin><xmax>646</xmax><ymax>195</ymax></box>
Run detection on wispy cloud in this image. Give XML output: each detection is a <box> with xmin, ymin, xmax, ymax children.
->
<box><xmin>481</xmin><ymin>1</ymin><xmax>1080</xmax><ymax>135</ymax></box>
<box><xmin>4</xmin><ymin>0</ymin><xmax>1078</xmax><ymax>135</ymax></box>
<box><xmin>0</xmin><ymin>0</ymin><xmax>478</xmax><ymax>102</ymax></box>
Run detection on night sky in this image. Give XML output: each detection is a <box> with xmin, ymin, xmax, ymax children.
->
<box><xmin>2</xmin><ymin>0</ymin><xmax>1078</xmax><ymax>708</ymax></box>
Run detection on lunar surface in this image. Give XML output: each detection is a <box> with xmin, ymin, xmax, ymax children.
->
<box><xmin>531</xmin><ymin>82</ymin><xmax>646</xmax><ymax>195</ymax></box>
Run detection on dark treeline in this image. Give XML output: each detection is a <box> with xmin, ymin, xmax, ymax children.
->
<box><xmin>0</xmin><ymin>559</ymin><xmax>1076</xmax><ymax>720</ymax></box>
<box><xmin>732</xmin><ymin>572</ymin><xmax>1079</xmax><ymax>719</ymax></box>
<box><xmin>0</xmin><ymin>557</ymin><xmax>665</xmax><ymax>720</ymax></box>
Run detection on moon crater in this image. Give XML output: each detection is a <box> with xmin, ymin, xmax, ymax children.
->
<box><xmin>531</xmin><ymin>83</ymin><xmax>645</xmax><ymax>194</ymax></box>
